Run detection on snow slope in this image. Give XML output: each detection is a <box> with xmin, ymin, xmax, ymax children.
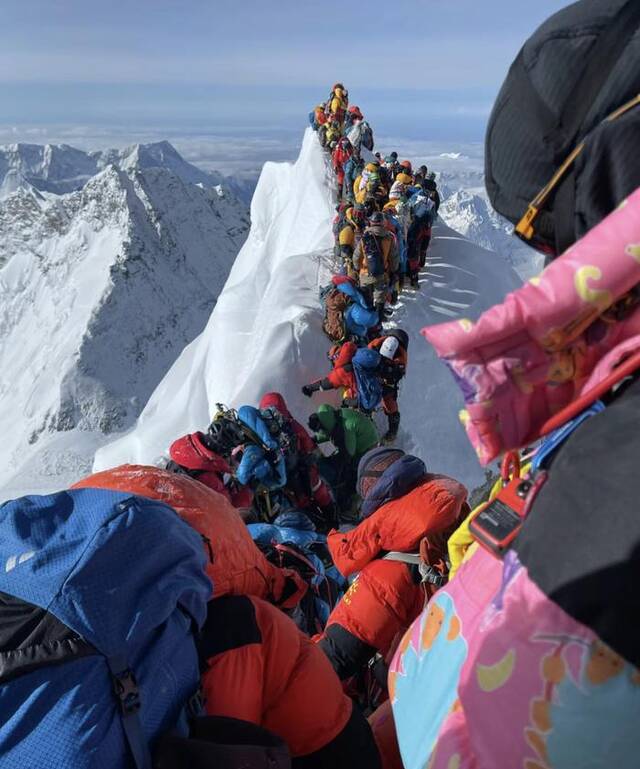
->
<box><xmin>95</xmin><ymin>128</ymin><xmax>336</xmax><ymax>471</ymax></box>
<box><xmin>390</xmin><ymin>224</ymin><xmax>518</xmax><ymax>485</ymax></box>
<box><xmin>0</xmin><ymin>151</ymin><xmax>249</xmax><ymax>499</ymax></box>
<box><xmin>438</xmin><ymin>188</ymin><xmax>543</xmax><ymax>281</ymax></box>
<box><xmin>97</xmin><ymin>129</ymin><xmax>521</xmax><ymax>489</ymax></box>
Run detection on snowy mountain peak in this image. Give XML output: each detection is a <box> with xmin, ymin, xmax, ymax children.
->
<box><xmin>0</xmin><ymin>138</ymin><xmax>250</xmax><ymax>496</ymax></box>
<box><xmin>0</xmin><ymin>140</ymin><xmax>238</xmax><ymax>201</ymax></box>
<box><xmin>95</xmin><ymin>140</ymin><xmax>225</xmax><ymax>189</ymax></box>
<box><xmin>0</xmin><ymin>142</ymin><xmax>99</xmax><ymax>195</ymax></box>
<box><xmin>437</xmin><ymin>175</ymin><xmax>543</xmax><ymax>280</ymax></box>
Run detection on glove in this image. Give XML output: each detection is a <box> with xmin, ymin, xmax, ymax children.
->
<box><xmin>302</xmin><ymin>384</ymin><xmax>315</xmax><ymax>397</ymax></box>
<box><xmin>447</xmin><ymin>509</ymin><xmax>475</xmax><ymax>580</ymax></box>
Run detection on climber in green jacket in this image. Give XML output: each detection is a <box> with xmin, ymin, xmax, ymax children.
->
<box><xmin>308</xmin><ymin>404</ymin><xmax>379</xmax><ymax>510</ymax></box>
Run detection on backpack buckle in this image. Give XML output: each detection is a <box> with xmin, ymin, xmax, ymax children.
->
<box><xmin>185</xmin><ymin>687</ymin><xmax>205</xmax><ymax>720</ymax></box>
<box><xmin>112</xmin><ymin>668</ymin><xmax>141</xmax><ymax>715</ymax></box>
<box><xmin>419</xmin><ymin>563</ymin><xmax>447</xmax><ymax>587</ymax></box>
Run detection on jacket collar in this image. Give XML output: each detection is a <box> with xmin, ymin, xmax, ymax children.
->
<box><xmin>422</xmin><ymin>186</ymin><xmax>640</xmax><ymax>464</ymax></box>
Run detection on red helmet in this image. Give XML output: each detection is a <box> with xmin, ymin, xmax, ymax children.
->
<box><xmin>400</xmin><ymin>160</ymin><xmax>412</xmax><ymax>172</ymax></box>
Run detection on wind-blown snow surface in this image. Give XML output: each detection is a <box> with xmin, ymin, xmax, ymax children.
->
<box><xmin>0</xmin><ymin>146</ymin><xmax>249</xmax><ymax>499</ymax></box>
<box><xmin>95</xmin><ymin>128</ymin><xmax>336</xmax><ymax>471</ymax></box>
<box><xmin>97</xmin><ymin>129</ymin><xmax>520</xmax><ymax>489</ymax></box>
<box><xmin>390</xmin><ymin>225</ymin><xmax>518</xmax><ymax>486</ymax></box>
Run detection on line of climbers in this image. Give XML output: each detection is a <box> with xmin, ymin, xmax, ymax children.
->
<box><xmin>310</xmin><ymin>82</ymin><xmax>440</xmax><ymax>298</ymax></box>
<box><xmin>308</xmin><ymin>84</ymin><xmax>442</xmax><ymax>454</ymax></box>
<box><xmin>5</xmin><ymin>3</ymin><xmax>639</xmax><ymax>763</ymax></box>
<box><xmin>1</xmin><ymin>87</ymin><xmax>469</xmax><ymax>769</ymax></box>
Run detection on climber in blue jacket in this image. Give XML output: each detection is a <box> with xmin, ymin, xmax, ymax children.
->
<box><xmin>235</xmin><ymin>406</ymin><xmax>287</xmax><ymax>490</ymax></box>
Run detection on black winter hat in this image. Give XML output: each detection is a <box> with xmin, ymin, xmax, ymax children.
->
<box><xmin>485</xmin><ymin>0</ymin><xmax>640</xmax><ymax>258</ymax></box>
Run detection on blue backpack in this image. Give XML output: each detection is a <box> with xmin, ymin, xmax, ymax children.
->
<box><xmin>237</xmin><ymin>405</ymin><xmax>287</xmax><ymax>489</ymax></box>
<box><xmin>247</xmin><ymin>520</ymin><xmax>347</xmax><ymax>633</ymax></box>
<box><xmin>0</xmin><ymin>488</ymin><xmax>211</xmax><ymax>769</ymax></box>
<box><xmin>352</xmin><ymin>347</ymin><xmax>383</xmax><ymax>411</ymax></box>
<box><xmin>344</xmin><ymin>303</ymin><xmax>379</xmax><ymax>338</ymax></box>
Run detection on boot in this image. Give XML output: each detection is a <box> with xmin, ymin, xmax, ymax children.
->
<box><xmin>383</xmin><ymin>412</ymin><xmax>401</xmax><ymax>443</ymax></box>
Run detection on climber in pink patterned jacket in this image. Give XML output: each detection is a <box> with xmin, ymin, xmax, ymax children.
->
<box><xmin>388</xmin><ymin>3</ymin><xmax>640</xmax><ymax>769</ymax></box>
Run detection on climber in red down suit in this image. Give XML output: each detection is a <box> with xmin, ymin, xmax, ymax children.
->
<box><xmin>317</xmin><ymin>447</ymin><xmax>468</xmax><ymax>682</ymax></box>
<box><xmin>168</xmin><ymin>429</ymin><xmax>253</xmax><ymax>508</ymax></box>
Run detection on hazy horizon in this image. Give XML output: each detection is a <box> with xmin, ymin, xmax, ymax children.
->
<box><xmin>1</xmin><ymin>0</ymin><xmax>570</xmax><ymax>174</ymax></box>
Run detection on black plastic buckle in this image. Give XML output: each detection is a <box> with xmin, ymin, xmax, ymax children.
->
<box><xmin>185</xmin><ymin>687</ymin><xmax>204</xmax><ymax>720</ymax></box>
<box><xmin>112</xmin><ymin>669</ymin><xmax>141</xmax><ymax>715</ymax></box>
<box><xmin>420</xmin><ymin>564</ymin><xmax>447</xmax><ymax>587</ymax></box>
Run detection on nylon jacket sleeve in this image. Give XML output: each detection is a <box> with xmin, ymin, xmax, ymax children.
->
<box><xmin>321</xmin><ymin>374</ymin><xmax>340</xmax><ymax>390</ymax></box>
<box><xmin>339</xmin><ymin>225</ymin><xmax>355</xmax><ymax>248</ymax></box>
<box><xmin>342</xmin><ymin>415</ymin><xmax>357</xmax><ymax>457</ymax></box>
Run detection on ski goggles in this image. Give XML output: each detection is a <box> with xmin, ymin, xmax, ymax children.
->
<box><xmin>515</xmin><ymin>93</ymin><xmax>640</xmax><ymax>256</ymax></box>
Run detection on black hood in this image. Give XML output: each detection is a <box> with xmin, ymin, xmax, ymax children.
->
<box><xmin>485</xmin><ymin>0</ymin><xmax>640</xmax><ymax>257</ymax></box>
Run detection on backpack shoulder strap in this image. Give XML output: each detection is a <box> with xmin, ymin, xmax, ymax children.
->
<box><xmin>383</xmin><ymin>552</ymin><xmax>447</xmax><ymax>587</ymax></box>
<box><xmin>107</xmin><ymin>655</ymin><xmax>152</xmax><ymax>769</ymax></box>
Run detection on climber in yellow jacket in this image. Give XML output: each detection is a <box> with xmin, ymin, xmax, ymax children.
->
<box><xmin>354</xmin><ymin>162</ymin><xmax>387</xmax><ymax>206</ymax></box>
<box><xmin>338</xmin><ymin>207</ymin><xmax>362</xmax><ymax>278</ymax></box>
<box><xmin>329</xmin><ymin>84</ymin><xmax>348</xmax><ymax>128</ymax></box>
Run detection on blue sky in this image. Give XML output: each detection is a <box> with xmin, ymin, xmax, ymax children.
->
<box><xmin>0</xmin><ymin>0</ymin><xmax>570</xmax><ymax>171</ymax></box>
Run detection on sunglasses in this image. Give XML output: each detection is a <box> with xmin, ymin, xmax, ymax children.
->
<box><xmin>515</xmin><ymin>93</ymin><xmax>640</xmax><ymax>253</ymax></box>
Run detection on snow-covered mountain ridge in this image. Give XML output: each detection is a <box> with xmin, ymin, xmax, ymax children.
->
<box><xmin>96</xmin><ymin>130</ymin><xmax>523</xmax><ymax>489</ymax></box>
<box><xmin>438</xmin><ymin>187</ymin><xmax>543</xmax><ymax>280</ymax></box>
<box><xmin>0</xmin><ymin>140</ymin><xmax>248</xmax><ymax>201</ymax></box>
<box><xmin>0</xmin><ymin>141</ymin><xmax>250</xmax><ymax>497</ymax></box>
<box><xmin>0</xmin><ymin>128</ymin><xmax>536</xmax><ymax>498</ymax></box>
